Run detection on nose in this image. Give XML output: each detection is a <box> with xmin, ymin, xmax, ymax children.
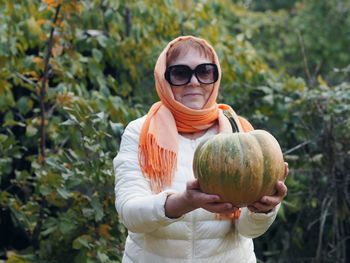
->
<box><xmin>188</xmin><ymin>74</ymin><xmax>200</xmax><ymax>86</ymax></box>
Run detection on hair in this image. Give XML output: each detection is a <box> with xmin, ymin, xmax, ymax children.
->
<box><xmin>166</xmin><ymin>38</ymin><xmax>215</xmax><ymax>66</ymax></box>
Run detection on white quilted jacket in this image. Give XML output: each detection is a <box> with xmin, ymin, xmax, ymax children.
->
<box><xmin>114</xmin><ymin>116</ymin><xmax>280</xmax><ymax>263</ymax></box>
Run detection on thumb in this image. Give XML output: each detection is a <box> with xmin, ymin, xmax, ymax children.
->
<box><xmin>187</xmin><ymin>179</ymin><xmax>200</xmax><ymax>190</ymax></box>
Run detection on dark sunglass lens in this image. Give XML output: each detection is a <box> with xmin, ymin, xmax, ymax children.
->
<box><xmin>170</xmin><ymin>66</ymin><xmax>191</xmax><ymax>85</ymax></box>
<box><xmin>196</xmin><ymin>64</ymin><xmax>217</xmax><ymax>84</ymax></box>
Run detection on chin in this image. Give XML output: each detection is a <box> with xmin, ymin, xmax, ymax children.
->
<box><xmin>184</xmin><ymin>103</ymin><xmax>204</xmax><ymax>110</ymax></box>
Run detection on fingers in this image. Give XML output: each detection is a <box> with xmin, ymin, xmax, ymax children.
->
<box><xmin>185</xmin><ymin>181</ymin><xmax>219</xmax><ymax>205</ymax></box>
<box><xmin>248</xmin><ymin>205</ymin><xmax>266</xmax><ymax>213</ymax></box>
<box><xmin>203</xmin><ymin>202</ymin><xmax>239</xmax><ymax>214</ymax></box>
<box><xmin>276</xmin><ymin>181</ymin><xmax>288</xmax><ymax>199</ymax></box>
<box><xmin>195</xmin><ymin>193</ymin><xmax>240</xmax><ymax>214</ymax></box>
<box><xmin>185</xmin><ymin>180</ymin><xmax>239</xmax><ymax>213</ymax></box>
<box><xmin>197</xmin><ymin>192</ymin><xmax>220</xmax><ymax>204</ymax></box>
<box><xmin>185</xmin><ymin>179</ymin><xmax>242</xmax><ymax>214</ymax></box>
<box><xmin>259</xmin><ymin>182</ymin><xmax>287</xmax><ymax>206</ymax></box>
<box><xmin>248</xmin><ymin>197</ymin><xmax>275</xmax><ymax>213</ymax></box>
<box><xmin>248</xmin><ymin>181</ymin><xmax>288</xmax><ymax>213</ymax></box>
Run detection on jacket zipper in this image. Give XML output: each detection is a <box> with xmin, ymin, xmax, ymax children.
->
<box><xmin>191</xmin><ymin>139</ymin><xmax>197</xmax><ymax>259</ymax></box>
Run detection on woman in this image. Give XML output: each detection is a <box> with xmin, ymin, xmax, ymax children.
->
<box><xmin>114</xmin><ymin>36</ymin><xmax>288</xmax><ymax>263</ymax></box>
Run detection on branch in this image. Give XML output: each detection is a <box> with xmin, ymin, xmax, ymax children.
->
<box><xmin>31</xmin><ymin>4</ymin><xmax>62</xmax><ymax>254</ymax></box>
<box><xmin>39</xmin><ymin>4</ymin><xmax>61</xmax><ymax>164</ymax></box>
<box><xmin>14</xmin><ymin>72</ymin><xmax>37</xmax><ymax>87</ymax></box>
<box><xmin>124</xmin><ymin>7</ymin><xmax>131</xmax><ymax>37</ymax></box>
<box><xmin>296</xmin><ymin>30</ymin><xmax>312</xmax><ymax>85</ymax></box>
<box><xmin>283</xmin><ymin>140</ymin><xmax>312</xmax><ymax>155</ymax></box>
<box><xmin>315</xmin><ymin>196</ymin><xmax>333</xmax><ymax>261</ymax></box>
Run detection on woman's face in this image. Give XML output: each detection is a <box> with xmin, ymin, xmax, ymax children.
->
<box><xmin>168</xmin><ymin>48</ymin><xmax>214</xmax><ymax>110</ymax></box>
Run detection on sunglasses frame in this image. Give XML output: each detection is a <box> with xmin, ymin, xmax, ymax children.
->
<box><xmin>164</xmin><ymin>63</ymin><xmax>219</xmax><ymax>86</ymax></box>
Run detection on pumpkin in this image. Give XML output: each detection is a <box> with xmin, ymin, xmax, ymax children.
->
<box><xmin>193</xmin><ymin>130</ymin><xmax>286</xmax><ymax>207</ymax></box>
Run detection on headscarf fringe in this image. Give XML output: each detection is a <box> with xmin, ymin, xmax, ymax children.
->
<box><xmin>139</xmin><ymin>133</ymin><xmax>177</xmax><ymax>193</ymax></box>
<box><xmin>215</xmin><ymin>209</ymin><xmax>241</xmax><ymax>220</ymax></box>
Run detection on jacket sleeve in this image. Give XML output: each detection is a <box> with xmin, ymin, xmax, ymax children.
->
<box><xmin>236</xmin><ymin>204</ymin><xmax>280</xmax><ymax>238</ymax></box>
<box><xmin>113</xmin><ymin>118</ymin><xmax>183</xmax><ymax>233</ymax></box>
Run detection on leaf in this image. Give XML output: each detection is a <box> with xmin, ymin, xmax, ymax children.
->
<box><xmin>16</xmin><ymin>96</ymin><xmax>33</xmax><ymax>115</ymax></box>
<box><xmin>41</xmin><ymin>225</ymin><xmax>57</xmax><ymax>236</ymax></box>
<box><xmin>39</xmin><ymin>185</ymin><xmax>51</xmax><ymax>195</ymax></box>
<box><xmin>86</xmin><ymin>29</ymin><xmax>103</xmax><ymax>37</ymax></box>
<box><xmin>57</xmin><ymin>188</ymin><xmax>71</xmax><ymax>199</ymax></box>
<box><xmin>277</xmin><ymin>202</ymin><xmax>286</xmax><ymax>222</ymax></box>
<box><xmin>60</xmin><ymin>119</ymin><xmax>76</xmax><ymax>126</ymax></box>
<box><xmin>43</xmin><ymin>0</ymin><xmax>61</xmax><ymax>8</ymax></box>
<box><xmin>52</xmin><ymin>44</ymin><xmax>64</xmax><ymax>57</ymax></box>
<box><xmin>98</xmin><ymin>224</ymin><xmax>111</xmax><ymax>238</ymax></box>
<box><xmin>92</xmin><ymin>48</ymin><xmax>103</xmax><ymax>62</ymax></box>
<box><xmin>3</xmin><ymin>120</ymin><xmax>26</xmax><ymax>127</ymax></box>
<box><xmin>26</xmin><ymin>17</ymin><xmax>41</xmax><ymax>36</ymax></box>
<box><xmin>317</xmin><ymin>75</ymin><xmax>328</xmax><ymax>87</ymax></box>
<box><xmin>56</xmin><ymin>92</ymin><xmax>74</xmax><ymax>106</ymax></box>
<box><xmin>91</xmin><ymin>194</ymin><xmax>104</xmax><ymax>222</ymax></box>
<box><xmin>59</xmin><ymin>217</ymin><xmax>76</xmax><ymax>235</ymax></box>
<box><xmin>72</xmin><ymin>235</ymin><xmax>93</xmax><ymax>250</ymax></box>
<box><xmin>5</xmin><ymin>251</ymin><xmax>31</xmax><ymax>263</ymax></box>
<box><xmin>97</xmin><ymin>35</ymin><xmax>108</xmax><ymax>48</ymax></box>
<box><xmin>97</xmin><ymin>251</ymin><xmax>109</xmax><ymax>262</ymax></box>
<box><xmin>109</xmin><ymin>121</ymin><xmax>124</xmax><ymax>136</ymax></box>
<box><xmin>0</xmin><ymin>134</ymin><xmax>8</xmax><ymax>143</ymax></box>
<box><xmin>82</xmin><ymin>208</ymin><xmax>94</xmax><ymax>218</ymax></box>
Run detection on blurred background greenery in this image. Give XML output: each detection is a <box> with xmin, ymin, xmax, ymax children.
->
<box><xmin>0</xmin><ymin>0</ymin><xmax>349</xmax><ymax>262</ymax></box>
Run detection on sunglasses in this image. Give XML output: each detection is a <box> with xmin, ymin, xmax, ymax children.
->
<box><xmin>164</xmin><ymin>63</ymin><xmax>219</xmax><ymax>86</ymax></box>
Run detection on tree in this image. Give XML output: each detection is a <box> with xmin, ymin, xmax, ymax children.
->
<box><xmin>0</xmin><ymin>1</ymin><xmax>349</xmax><ymax>262</ymax></box>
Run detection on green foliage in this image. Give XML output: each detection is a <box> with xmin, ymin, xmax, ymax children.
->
<box><xmin>1</xmin><ymin>93</ymin><xmax>128</xmax><ymax>261</ymax></box>
<box><xmin>255</xmin><ymin>80</ymin><xmax>350</xmax><ymax>262</ymax></box>
<box><xmin>0</xmin><ymin>0</ymin><xmax>349</xmax><ymax>262</ymax></box>
<box><xmin>242</xmin><ymin>0</ymin><xmax>350</xmax><ymax>85</ymax></box>
<box><xmin>0</xmin><ymin>1</ymin><xmax>130</xmax><ymax>261</ymax></box>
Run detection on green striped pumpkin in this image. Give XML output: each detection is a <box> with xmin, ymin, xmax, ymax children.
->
<box><xmin>193</xmin><ymin>130</ymin><xmax>286</xmax><ymax>207</ymax></box>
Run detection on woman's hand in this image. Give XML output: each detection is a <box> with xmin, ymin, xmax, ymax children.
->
<box><xmin>165</xmin><ymin>179</ymin><xmax>238</xmax><ymax>218</ymax></box>
<box><xmin>166</xmin><ymin>162</ymin><xmax>288</xmax><ymax>218</ymax></box>
<box><xmin>248</xmin><ymin>162</ymin><xmax>289</xmax><ymax>214</ymax></box>
<box><xmin>184</xmin><ymin>179</ymin><xmax>239</xmax><ymax>214</ymax></box>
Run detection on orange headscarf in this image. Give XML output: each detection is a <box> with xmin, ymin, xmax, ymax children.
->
<box><xmin>138</xmin><ymin>36</ymin><xmax>253</xmax><ymax>196</ymax></box>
